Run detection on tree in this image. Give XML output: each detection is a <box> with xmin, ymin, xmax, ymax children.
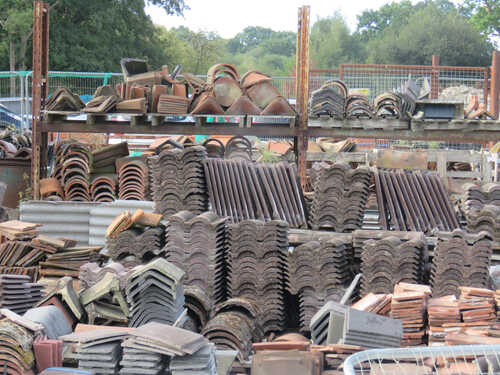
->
<box><xmin>146</xmin><ymin>0</ymin><xmax>188</xmax><ymax>15</ymax></box>
<box><xmin>366</xmin><ymin>3</ymin><xmax>492</xmax><ymax>66</ymax></box>
<box><xmin>310</xmin><ymin>13</ymin><xmax>365</xmax><ymax>69</ymax></box>
<box><xmin>460</xmin><ymin>0</ymin><xmax>500</xmax><ymax>41</ymax></box>
<box><xmin>227</xmin><ymin>26</ymin><xmax>274</xmax><ymax>54</ymax></box>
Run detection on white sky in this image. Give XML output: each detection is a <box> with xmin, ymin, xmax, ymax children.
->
<box><xmin>146</xmin><ymin>0</ymin><xmax>415</xmax><ymax>38</ymax></box>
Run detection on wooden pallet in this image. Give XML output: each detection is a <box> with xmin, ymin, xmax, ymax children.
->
<box><xmin>308</xmin><ymin>117</ymin><xmax>409</xmax><ymax>130</ymax></box>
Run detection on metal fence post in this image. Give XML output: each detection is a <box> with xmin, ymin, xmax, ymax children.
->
<box><xmin>430</xmin><ymin>55</ymin><xmax>439</xmax><ymax>99</ymax></box>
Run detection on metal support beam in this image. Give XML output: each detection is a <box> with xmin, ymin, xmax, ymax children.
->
<box><xmin>490</xmin><ymin>50</ymin><xmax>500</xmax><ymax>119</ymax></box>
<box><xmin>31</xmin><ymin>1</ymin><xmax>50</xmax><ymax>200</ymax></box>
<box><xmin>296</xmin><ymin>5</ymin><xmax>310</xmax><ymax>190</ymax></box>
<box><xmin>430</xmin><ymin>55</ymin><xmax>439</xmax><ymax>99</ymax></box>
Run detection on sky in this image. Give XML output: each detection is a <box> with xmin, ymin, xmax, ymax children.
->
<box><xmin>146</xmin><ymin>0</ymin><xmax>414</xmax><ymax>38</ymax></box>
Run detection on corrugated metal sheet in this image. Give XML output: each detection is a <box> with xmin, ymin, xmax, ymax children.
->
<box><xmin>89</xmin><ymin>200</ymin><xmax>154</xmax><ymax>246</ymax></box>
<box><xmin>20</xmin><ymin>201</ymin><xmax>97</xmax><ymax>244</ymax></box>
<box><xmin>20</xmin><ymin>200</ymin><xmax>155</xmax><ymax>246</ymax></box>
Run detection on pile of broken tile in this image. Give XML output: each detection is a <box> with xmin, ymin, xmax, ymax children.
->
<box><xmin>150</xmin><ymin>146</ymin><xmax>208</xmax><ymax>217</ymax></box>
<box><xmin>309</xmin><ymin>162</ymin><xmax>371</xmax><ymax>232</ymax></box>
<box><xmin>164</xmin><ymin>211</ymin><xmax>227</xmax><ymax>305</ymax></box>
<box><xmin>431</xmin><ymin>229</ymin><xmax>492</xmax><ymax>297</ymax></box>
<box><xmin>203</xmin><ymin>159</ymin><xmax>306</xmax><ymax>227</ymax></box>
<box><xmin>287</xmin><ymin>238</ymin><xmax>351</xmax><ymax>332</ymax></box>
<box><xmin>360</xmin><ymin>235</ymin><xmax>426</xmax><ymax>295</ymax></box>
<box><xmin>227</xmin><ymin>220</ymin><xmax>289</xmax><ymax>334</ymax></box>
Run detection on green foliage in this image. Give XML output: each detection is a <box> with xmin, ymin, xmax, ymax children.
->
<box><xmin>460</xmin><ymin>0</ymin><xmax>500</xmax><ymax>40</ymax></box>
<box><xmin>310</xmin><ymin>13</ymin><xmax>366</xmax><ymax>68</ymax></box>
<box><xmin>364</xmin><ymin>2</ymin><xmax>492</xmax><ymax>66</ymax></box>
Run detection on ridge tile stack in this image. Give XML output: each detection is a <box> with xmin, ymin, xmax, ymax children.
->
<box><xmin>466</xmin><ymin>205</ymin><xmax>500</xmax><ymax>242</ymax></box>
<box><xmin>345</xmin><ymin>95</ymin><xmax>373</xmax><ymax>119</ymax></box>
<box><xmin>461</xmin><ymin>182</ymin><xmax>500</xmax><ymax>212</ymax></box>
<box><xmin>0</xmin><ymin>319</ymin><xmax>36</xmax><ymax>375</ymax></box>
<box><xmin>309</xmin><ymin>162</ymin><xmax>371</xmax><ymax>232</ymax></box>
<box><xmin>288</xmin><ymin>238</ymin><xmax>350</xmax><ymax>332</ymax></box>
<box><xmin>309</xmin><ymin>80</ymin><xmax>347</xmax><ymax>118</ymax></box>
<box><xmin>390</xmin><ymin>283</ymin><xmax>431</xmax><ymax>346</ymax></box>
<box><xmin>458</xmin><ymin>287</ymin><xmax>496</xmax><ymax>324</ymax></box>
<box><xmin>227</xmin><ymin>220</ymin><xmax>288</xmax><ymax>334</ymax></box>
<box><xmin>164</xmin><ymin>211</ymin><xmax>227</xmax><ymax>304</ymax></box>
<box><xmin>170</xmin><ymin>343</ymin><xmax>217</xmax><ymax>375</ymax></box>
<box><xmin>90</xmin><ymin>174</ymin><xmax>118</xmax><ymax>202</ymax></box>
<box><xmin>430</xmin><ymin>229</ymin><xmax>492</xmax><ymax>297</ymax></box>
<box><xmin>158</xmin><ymin>95</ymin><xmax>190</xmax><ymax>114</ymax></box>
<box><xmin>361</xmin><ymin>236</ymin><xmax>426</xmax><ymax>295</ymax></box>
<box><xmin>202</xmin><ymin>298</ymin><xmax>263</xmax><ymax>361</ymax></box>
<box><xmin>0</xmin><ymin>274</ymin><xmax>43</xmax><ymax>314</ymax></box>
<box><xmin>151</xmin><ymin>146</ymin><xmax>208</xmax><ymax>217</ymax></box>
<box><xmin>52</xmin><ymin>142</ymin><xmax>91</xmax><ymax>201</ymax></box>
<box><xmin>125</xmin><ymin>258</ymin><xmax>185</xmax><ymax>327</ymax></box>
<box><xmin>310</xmin><ymin>300</ymin><xmax>402</xmax><ymax>348</ymax></box>
<box><xmin>76</xmin><ymin>342</ymin><xmax>122</xmax><ymax>375</ymax></box>
<box><xmin>107</xmin><ymin>226</ymin><xmax>164</xmax><ymax>267</ymax></box>
<box><xmin>427</xmin><ymin>295</ymin><xmax>461</xmax><ymax>345</ymax></box>
<box><xmin>117</xmin><ymin>158</ymin><xmax>150</xmax><ymax>201</ymax></box>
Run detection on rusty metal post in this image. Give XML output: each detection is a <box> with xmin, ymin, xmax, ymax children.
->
<box><xmin>430</xmin><ymin>55</ymin><xmax>439</xmax><ymax>99</ymax></box>
<box><xmin>484</xmin><ymin>67</ymin><xmax>489</xmax><ymax>112</ymax></box>
<box><xmin>490</xmin><ymin>50</ymin><xmax>500</xmax><ymax>119</ymax></box>
<box><xmin>295</xmin><ymin>5</ymin><xmax>310</xmax><ymax>191</ymax></box>
<box><xmin>31</xmin><ymin>1</ymin><xmax>50</xmax><ymax>200</ymax></box>
<box><xmin>339</xmin><ymin>64</ymin><xmax>344</xmax><ymax>80</ymax></box>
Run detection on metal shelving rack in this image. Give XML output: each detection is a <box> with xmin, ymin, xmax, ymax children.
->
<box><xmin>31</xmin><ymin>2</ymin><xmax>500</xmax><ymax>200</ymax></box>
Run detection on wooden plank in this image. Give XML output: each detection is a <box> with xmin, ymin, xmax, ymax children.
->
<box><xmin>308</xmin><ymin>118</ymin><xmax>409</xmax><ymax>130</ymax></box>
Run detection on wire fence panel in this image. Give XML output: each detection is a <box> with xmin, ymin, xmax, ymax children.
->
<box><xmin>344</xmin><ymin>345</ymin><xmax>500</xmax><ymax>375</ymax></box>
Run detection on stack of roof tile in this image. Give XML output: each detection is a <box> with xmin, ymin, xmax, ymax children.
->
<box><xmin>310</xmin><ymin>300</ymin><xmax>402</xmax><ymax>348</ymax></box>
<box><xmin>125</xmin><ymin>258</ymin><xmax>185</xmax><ymax>327</ymax></box>
<box><xmin>287</xmin><ymin>238</ymin><xmax>350</xmax><ymax>332</ymax></box>
<box><xmin>427</xmin><ymin>295</ymin><xmax>461</xmax><ymax>345</ymax></box>
<box><xmin>352</xmin><ymin>293</ymin><xmax>392</xmax><ymax>316</ymax></box>
<box><xmin>158</xmin><ymin>95</ymin><xmax>190</xmax><ymax>114</ymax></box>
<box><xmin>374</xmin><ymin>169</ymin><xmax>459</xmax><ymax>233</ymax></box>
<box><xmin>76</xmin><ymin>342</ymin><xmax>122</xmax><ymax>375</ymax></box>
<box><xmin>309</xmin><ymin>162</ymin><xmax>371</xmax><ymax>232</ymax></box>
<box><xmin>120</xmin><ymin>344</ymin><xmax>168</xmax><ymax>375</ymax></box>
<box><xmin>0</xmin><ymin>318</ymin><xmax>36</xmax><ymax>375</ymax></box>
<box><xmin>309</xmin><ymin>80</ymin><xmax>347</xmax><ymax>118</ymax></box>
<box><xmin>390</xmin><ymin>283</ymin><xmax>431</xmax><ymax>346</ymax></box>
<box><xmin>184</xmin><ymin>285</ymin><xmax>212</xmax><ymax>333</ymax></box>
<box><xmin>90</xmin><ymin>174</ymin><xmax>117</xmax><ymax>202</ymax></box>
<box><xmin>0</xmin><ymin>220</ymin><xmax>40</xmax><ymax>240</ymax></box>
<box><xmin>466</xmin><ymin>205</ymin><xmax>500</xmax><ymax>242</ymax></box>
<box><xmin>202</xmin><ymin>298</ymin><xmax>263</xmax><ymax>361</ymax></box>
<box><xmin>151</xmin><ymin>146</ymin><xmax>208</xmax><ymax>217</ymax></box>
<box><xmin>345</xmin><ymin>95</ymin><xmax>373</xmax><ymax>119</ymax></box>
<box><xmin>374</xmin><ymin>93</ymin><xmax>402</xmax><ymax>119</ymax></box>
<box><xmin>0</xmin><ymin>275</ymin><xmax>43</xmax><ymax>314</ymax></box>
<box><xmin>461</xmin><ymin>182</ymin><xmax>500</xmax><ymax>212</ymax></box>
<box><xmin>496</xmin><ymin>290</ymin><xmax>500</xmax><ymax>321</ymax></box>
<box><xmin>45</xmin><ymin>87</ymin><xmax>85</xmax><ymax>111</ymax></box>
<box><xmin>40</xmin><ymin>245</ymin><xmax>102</xmax><ymax>279</ymax></box>
<box><xmin>52</xmin><ymin>142</ymin><xmax>91</xmax><ymax>202</ymax></box>
<box><xmin>117</xmin><ymin>157</ymin><xmax>150</xmax><ymax>201</ymax></box>
<box><xmin>170</xmin><ymin>343</ymin><xmax>217</xmax><ymax>375</ymax></box>
<box><xmin>107</xmin><ymin>226</ymin><xmax>164</xmax><ymax>267</ymax></box>
<box><xmin>164</xmin><ymin>211</ymin><xmax>227</xmax><ymax>305</ymax></box>
<box><xmin>79</xmin><ymin>262</ymin><xmax>128</xmax><ymax>290</ymax></box>
<box><xmin>361</xmin><ymin>236</ymin><xmax>426</xmax><ymax>295</ymax></box>
<box><xmin>203</xmin><ymin>159</ymin><xmax>306</xmax><ymax>227</ymax></box>
<box><xmin>431</xmin><ymin>230</ymin><xmax>492</xmax><ymax>297</ymax></box>
<box><xmin>458</xmin><ymin>287</ymin><xmax>496</xmax><ymax>324</ymax></box>
<box><xmin>227</xmin><ymin>220</ymin><xmax>288</xmax><ymax>334</ymax></box>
